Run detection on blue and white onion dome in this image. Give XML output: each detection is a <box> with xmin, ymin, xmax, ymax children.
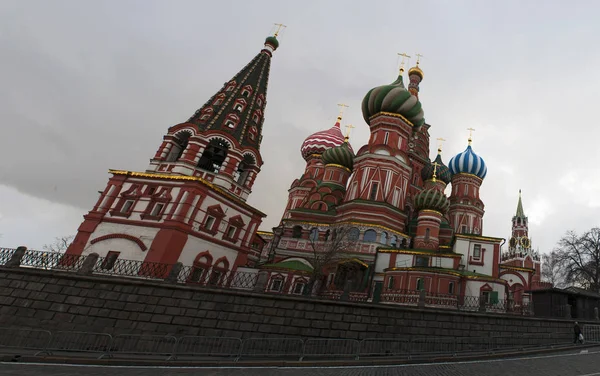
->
<box><xmin>448</xmin><ymin>143</ymin><xmax>487</xmax><ymax>180</ymax></box>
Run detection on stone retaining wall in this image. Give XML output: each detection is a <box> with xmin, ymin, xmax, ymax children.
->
<box><xmin>0</xmin><ymin>267</ymin><xmax>578</xmax><ymax>341</ymax></box>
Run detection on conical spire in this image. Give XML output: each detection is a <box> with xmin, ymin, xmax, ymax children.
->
<box><xmin>187</xmin><ymin>34</ymin><xmax>279</xmax><ymax>150</ymax></box>
<box><xmin>516</xmin><ymin>189</ymin><xmax>525</xmax><ymax>217</ymax></box>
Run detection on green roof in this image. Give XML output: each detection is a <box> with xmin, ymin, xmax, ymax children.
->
<box><xmin>263</xmin><ymin>260</ymin><xmax>313</xmax><ymax>272</ymax></box>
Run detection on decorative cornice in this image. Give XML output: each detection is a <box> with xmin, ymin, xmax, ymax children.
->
<box><xmin>369</xmin><ymin>111</ymin><xmax>415</xmax><ymax>127</ymax></box>
<box><xmin>455</xmin><ymin>233</ymin><xmax>504</xmax><ymax>243</ymax></box>
<box><xmin>281</xmin><ymin>219</ymin><xmax>409</xmax><ymax>238</ymax></box>
<box><xmin>90</xmin><ymin>233</ymin><xmax>147</xmax><ymax>251</ymax></box>
<box><xmin>384</xmin><ymin>266</ymin><xmax>508</xmax><ymax>284</ymax></box>
<box><xmin>108</xmin><ymin>169</ymin><xmax>266</xmax><ymax>217</ymax></box>
<box><xmin>379</xmin><ymin>248</ymin><xmax>462</xmax><ymax>258</ymax></box>
<box><xmin>451</xmin><ymin>172</ymin><xmax>483</xmax><ymax>184</ymax></box>
<box><xmin>499</xmin><ymin>264</ymin><xmax>535</xmax><ymax>273</ymax></box>
<box><xmin>324</xmin><ymin>163</ymin><xmax>352</xmax><ymax>173</ymax></box>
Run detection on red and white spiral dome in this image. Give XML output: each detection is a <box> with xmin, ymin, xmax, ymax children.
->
<box><xmin>300</xmin><ymin>117</ymin><xmax>350</xmax><ymax>161</ymax></box>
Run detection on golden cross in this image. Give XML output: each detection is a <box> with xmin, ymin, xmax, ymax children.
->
<box><xmin>432</xmin><ymin>161</ymin><xmax>440</xmax><ymax>181</ymax></box>
<box><xmin>273</xmin><ymin>23</ymin><xmax>287</xmax><ymax>37</ymax></box>
<box><xmin>397</xmin><ymin>52</ymin><xmax>411</xmax><ymax>72</ymax></box>
<box><xmin>467</xmin><ymin>127</ymin><xmax>475</xmax><ymax>145</ymax></box>
<box><xmin>416</xmin><ymin>53</ymin><xmax>423</xmax><ymax>66</ymax></box>
<box><xmin>345</xmin><ymin>124</ymin><xmax>355</xmax><ymax>138</ymax></box>
<box><xmin>337</xmin><ymin>103</ymin><xmax>349</xmax><ymax>119</ymax></box>
<box><xmin>436</xmin><ymin>137</ymin><xmax>446</xmax><ymax>154</ymax></box>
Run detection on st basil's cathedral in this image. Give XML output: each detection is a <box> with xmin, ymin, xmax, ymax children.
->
<box><xmin>65</xmin><ymin>31</ymin><xmax>545</xmax><ymax>307</ymax></box>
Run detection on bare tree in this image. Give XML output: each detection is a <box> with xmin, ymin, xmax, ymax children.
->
<box><xmin>553</xmin><ymin>228</ymin><xmax>600</xmax><ymax>292</ymax></box>
<box><xmin>43</xmin><ymin>235</ymin><xmax>75</xmax><ymax>253</ymax></box>
<box><xmin>541</xmin><ymin>250</ymin><xmax>564</xmax><ymax>287</ymax></box>
<box><xmin>304</xmin><ymin>225</ymin><xmax>359</xmax><ymax>295</ymax></box>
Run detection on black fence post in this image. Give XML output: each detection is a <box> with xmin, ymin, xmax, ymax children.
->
<box><xmin>372</xmin><ymin>282</ymin><xmax>383</xmax><ymax>304</ymax></box>
<box><xmin>165</xmin><ymin>262</ymin><xmax>183</xmax><ymax>284</ymax></box>
<box><xmin>5</xmin><ymin>246</ymin><xmax>27</xmax><ymax>267</ymax></box>
<box><xmin>77</xmin><ymin>253</ymin><xmax>99</xmax><ymax>275</ymax></box>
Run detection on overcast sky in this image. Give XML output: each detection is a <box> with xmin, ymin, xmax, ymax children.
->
<box><xmin>1</xmin><ymin>0</ymin><xmax>599</xmax><ymax>254</ymax></box>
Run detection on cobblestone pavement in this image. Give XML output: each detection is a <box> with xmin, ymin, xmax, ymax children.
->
<box><xmin>2</xmin><ymin>349</ymin><xmax>600</xmax><ymax>376</ymax></box>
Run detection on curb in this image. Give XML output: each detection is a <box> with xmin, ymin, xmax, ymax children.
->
<box><xmin>2</xmin><ymin>343</ymin><xmax>598</xmax><ymax>368</ymax></box>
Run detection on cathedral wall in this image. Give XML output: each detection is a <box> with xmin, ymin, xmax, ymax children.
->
<box><xmin>82</xmin><ymin>223</ymin><xmax>159</xmax><ymax>261</ymax></box>
<box><xmin>464</xmin><ymin>280</ymin><xmax>506</xmax><ymax>297</ymax></box>
<box><xmin>0</xmin><ymin>267</ymin><xmax>575</xmax><ymax>343</ymax></box>
<box><xmin>177</xmin><ymin>236</ymin><xmax>240</xmax><ymax>270</ymax></box>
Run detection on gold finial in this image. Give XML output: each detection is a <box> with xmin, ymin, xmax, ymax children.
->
<box><xmin>436</xmin><ymin>137</ymin><xmax>446</xmax><ymax>155</ymax></box>
<box><xmin>337</xmin><ymin>103</ymin><xmax>349</xmax><ymax>121</ymax></box>
<box><xmin>345</xmin><ymin>124</ymin><xmax>355</xmax><ymax>139</ymax></box>
<box><xmin>397</xmin><ymin>52</ymin><xmax>411</xmax><ymax>74</ymax></box>
<box><xmin>432</xmin><ymin>161</ymin><xmax>439</xmax><ymax>182</ymax></box>
<box><xmin>273</xmin><ymin>23</ymin><xmax>287</xmax><ymax>37</ymax></box>
<box><xmin>467</xmin><ymin>127</ymin><xmax>475</xmax><ymax>145</ymax></box>
<box><xmin>415</xmin><ymin>53</ymin><xmax>423</xmax><ymax>66</ymax></box>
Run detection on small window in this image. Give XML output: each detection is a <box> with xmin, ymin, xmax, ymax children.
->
<box><xmin>270</xmin><ymin>279</ymin><xmax>283</xmax><ymax>292</ymax></box>
<box><xmin>121</xmin><ymin>200</ymin><xmax>134</xmax><ymax>214</ymax></box>
<box><xmin>390</xmin><ymin>235</ymin><xmax>398</xmax><ymax>247</ymax></box>
<box><xmin>473</xmin><ymin>244</ymin><xmax>482</xmax><ymax>259</ymax></box>
<box><xmin>234</xmin><ymin>103</ymin><xmax>243</xmax><ymax>112</ymax></box>
<box><xmin>309</xmin><ymin>228</ymin><xmax>319</xmax><ymax>241</ymax></box>
<box><xmin>200</xmin><ymin>113</ymin><xmax>211</xmax><ymax>121</ymax></box>
<box><xmin>148</xmin><ymin>187</ymin><xmax>156</xmax><ymax>195</ymax></box>
<box><xmin>383</xmin><ymin>132</ymin><xmax>389</xmax><ymax>144</ymax></box>
<box><xmin>101</xmin><ymin>251</ymin><xmax>120</xmax><ymax>270</ymax></box>
<box><xmin>208</xmin><ymin>270</ymin><xmax>223</xmax><ymax>285</ymax></box>
<box><xmin>380</xmin><ymin>232</ymin><xmax>388</xmax><ymax>245</ymax></box>
<box><xmin>225</xmin><ymin>120</ymin><xmax>236</xmax><ymax>129</ymax></box>
<box><xmin>416</xmin><ymin>278</ymin><xmax>425</xmax><ymax>291</ymax></box>
<box><xmin>293</xmin><ymin>282</ymin><xmax>305</xmax><ymax>295</ymax></box>
<box><xmin>363</xmin><ymin>229</ymin><xmax>377</xmax><ymax>242</ymax></box>
<box><xmin>348</xmin><ymin>227</ymin><xmax>360</xmax><ymax>241</ymax></box>
<box><xmin>253</xmin><ymin>113</ymin><xmax>260</xmax><ymax>123</ymax></box>
<box><xmin>292</xmin><ymin>226</ymin><xmax>303</xmax><ymax>238</ymax></box>
<box><xmin>214</xmin><ymin>98</ymin><xmax>224</xmax><ymax>106</ymax></box>
<box><xmin>481</xmin><ymin>290</ymin><xmax>491</xmax><ymax>304</ymax></box>
<box><xmin>461</xmin><ymin>225</ymin><xmax>468</xmax><ymax>234</ymax></box>
<box><xmin>226</xmin><ymin>226</ymin><xmax>236</xmax><ymax>239</ymax></box>
<box><xmin>387</xmin><ymin>276</ymin><xmax>394</xmax><ymax>290</ymax></box>
<box><xmin>415</xmin><ymin>256</ymin><xmax>429</xmax><ymax>267</ymax></box>
<box><xmin>425</xmin><ymin>228</ymin><xmax>430</xmax><ymax>241</ymax></box>
<box><xmin>150</xmin><ymin>203</ymin><xmax>164</xmax><ymax>217</ymax></box>
<box><xmin>204</xmin><ymin>216</ymin><xmax>215</xmax><ymax>230</ymax></box>
<box><xmin>448</xmin><ymin>282</ymin><xmax>455</xmax><ymax>294</ymax></box>
<box><xmin>369</xmin><ymin>182</ymin><xmax>379</xmax><ymax>200</ymax></box>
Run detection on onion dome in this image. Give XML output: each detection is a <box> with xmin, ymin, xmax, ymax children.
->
<box><xmin>421</xmin><ymin>153</ymin><xmax>451</xmax><ymax>184</ymax></box>
<box><xmin>322</xmin><ymin>139</ymin><xmax>355</xmax><ymax>170</ymax></box>
<box><xmin>264</xmin><ymin>36</ymin><xmax>279</xmax><ymax>51</ymax></box>
<box><xmin>361</xmin><ymin>74</ymin><xmax>425</xmax><ymax>127</ymax></box>
<box><xmin>414</xmin><ymin>188</ymin><xmax>450</xmax><ymax>213</ymax></box>
<box><xmin>408</xmin><ymin>65</ymin><xmax>424</xmax><ymax>80</ymax></box>
<box><xmin>300</xmin><ymin>117</ymin><xmax>348</xmax><ymax>161</ymax></box>
<box><xmin>448</xmin><ymin>143</ymin><xmax>488</xmax><ymax>180</ymax></box>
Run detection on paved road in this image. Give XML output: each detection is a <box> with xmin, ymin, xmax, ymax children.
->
<box><xmin>2</xmin><ymin>349</ymin><xmax>600</xmax><ymax>375</ymax></box>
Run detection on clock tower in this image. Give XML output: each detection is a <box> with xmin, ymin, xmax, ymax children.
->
<box><xmin>508</xmin><ymin>189</ymin><xmax>530</xmax><ymax>250</ymax></box>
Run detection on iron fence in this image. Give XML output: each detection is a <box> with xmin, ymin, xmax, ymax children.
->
<box><xmin>0</xmin><ymin>248</ymin><xmax>16</xmax><ymax>266</ymax></box>
<box><xmin>20</xmin><ymin>250</ymin><xmax>87</xmax><ymax>271</ymax></box>
<box><xmin>177</xmin><ymin>265</ymin><xmax>258</xmax><ymax>290</ymax></box>
<box><xmin>92</xmin><ymin>258</ymin><xmax>171</xmax><ymax>280</ymax></box>
<box><xmin>0</xmin><ymin>328</ymin><xmax>574</xmax><ymax>361</ymax></box>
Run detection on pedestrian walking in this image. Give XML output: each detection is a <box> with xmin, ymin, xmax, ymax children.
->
<box><xmin>574</xmin><ymin>322</ymin><xmax>583</xmax><ymax>344</ymax></box>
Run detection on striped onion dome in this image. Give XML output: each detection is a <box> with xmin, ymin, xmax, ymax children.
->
<box><xmin>421</xmin><ymin>154</ymin><xmax>451</xmax><ymax>184</ymax></box>
<box><xmin>322</xmin><ymin>140</ymin><xmax>355</xmax><ymax>170</ymax></box>
<box><xmin>361</xmin><ymin>74</ymin><xmax>425</xmax><ymax>127</ymax></box>
<box><xmin>414</xmin><ymin>188</ymin><xmax>450</xmax><ymax>213</ymax></box>
<box><xmin>300</xmin><ymin>117</ymin><xmax>349</xmax><ymax>161</ymax></box>
<box><xmin>448</xmin><ymin>144</ymin><xmax>487</xmax><ymax>179</ymax></box>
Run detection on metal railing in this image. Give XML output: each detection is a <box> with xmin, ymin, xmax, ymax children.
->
<box><xmin>20</xmin><ymin>250</ymin><xmax>87</xmax><ymax>271</ymax></box>
<box><xmin>0</xmin><ymin>327</ymin><xmax>574</xmax><ymax>361</ymax></box>
<box><xmin>0</xmin><ymin>248</ymin><xmax>16</xmax><ymax>266</ymax></box>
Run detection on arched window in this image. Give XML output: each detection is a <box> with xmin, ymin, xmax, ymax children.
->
<box><xmin>233</xmin><ymin>98</ymin><xmax>246</xmax><ymax>113</ymax></box>
<box><xmin>189</xmin><ymin>252</ymin><xmax>213</xmax><ymax>283</ymax></box>
<box><xmin>197</xmin><ymin>138</ymin><xmax>229</xmax><ymax>173</ymax></box>
<box><xmin>225</xmin><ymin>81</ymin><xmax>236</xmax><ymax>92</ymax></box>
<box><xmin>208</xmin><ymin>257</ymin><xmax>229</xmax><ymax>286</ymax></box>
<box><xmin>324</xmin><ymin>229</ymin><xmax>330</xmax><ymax>241</ymax></box>
<box><xmin>363</xmin><ymin>229</ymin><xmax>377</xmax><ymax>242</ymax></box>
<box><xmin>199</xmin><ymin>108</ymin><xmax>213</xmax><ymax>122</ymax></box>
<box><xmin>223</xmin><ymin>113</ymin><xmax>240</xmax><ymax>129</ymax></box>
<box><xmin>309</xmin><ymin>228</ymin><xmax>319</xmax><ymax>241</ymax></box>
<box><xmin>233</xmin><ymin>154</ymin><xmax>255</xmax><ymax>186</ymax></box>
<box><xmin>241</xmin><ymin>85</ymin><xmax>253</xmax><ymax>97</ymax></box>
<box><xmin>269</xmin><ymin>274</ymin><xmax>285</xmax><ymax>292</ymax></box>
<box><xmin>390</xmin><ymin>235</ymin><xmax>398</xmax><ymax>248</ymax></box>
<box><xmin>165</xmin><ymin>132</ymin><xmax>190</xmax><ymax>162</ymax></box>
<box><xmin>387</xmin><ymin>276</ymin><xmax>395</xmax><ymax>290</ymax></box>
<box><xmin>380</xmin><ymin>232</ymin><xmax>388</xmax><ymax>245</ymax></box>
<box><xmin>425</xmin><ymin>228</ymin><xmax>430</xmax><ymax>241</ymax></box>
<box><xmin>213</xmin><ymin>93</ymin><xmax>226</xmax><ymax>106</ymax></box>
<box><xmin>348</xmin><ymin>227</ymin><xmax>360</xmax><ymax>241</ymax></box>
<box><xmin>292</xmin><ymin>226</ymin><xmax>303</xmax><ymax>238</ymax></box>
<box><xmin>416</xmin><ymin>278</ymin><xmax>425</xmax><ymax>291</ymax></box>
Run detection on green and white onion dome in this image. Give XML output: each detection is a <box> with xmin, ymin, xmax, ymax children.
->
<box><xmin>421</xmin><ymin>154</ymin><xmax>452</xmax><ymax>184</ymax></box>
<box><xmin>361</xmin><ymin>74</ymin><xmax>425</xmax><ymax>127</ymax></box>
<box><xmin>413</xmin><ymin>188</ymin><xmax>450</xmax><ymax>214</ymax></box>
<box><xmin>322</xmin><ymin>140</ymin><xmax>355</xmax><ymax>170</ymax></box>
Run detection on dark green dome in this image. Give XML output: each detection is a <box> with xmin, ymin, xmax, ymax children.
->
<box><xmin>264</xmin><ymin>36</ymin><xmax>279</xmax><ymax>50</ymax></box>
<box><xmin>414</xmin><ymin>188</ymin><xmax>449</xmax><ymax>213</ymax></box>
<box><xmin>361</xmin><ymin>74</ymin><xmax>425</xmax><ymax>127</ymax></box>
<box><xmin>322</xmin><ymin>141</ymin><xmax>355</xmax><ymax>170</ymax></box>
<box><xmin>421</xmin><ymin>154</ymin><xmax>451</xmax><ymax>184</ymax></box>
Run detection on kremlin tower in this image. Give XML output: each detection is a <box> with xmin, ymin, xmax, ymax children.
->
<box><xmin>65</xmin><ymin>32</ymin><xmax>281</xmax><ymax>272</ymax></box>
